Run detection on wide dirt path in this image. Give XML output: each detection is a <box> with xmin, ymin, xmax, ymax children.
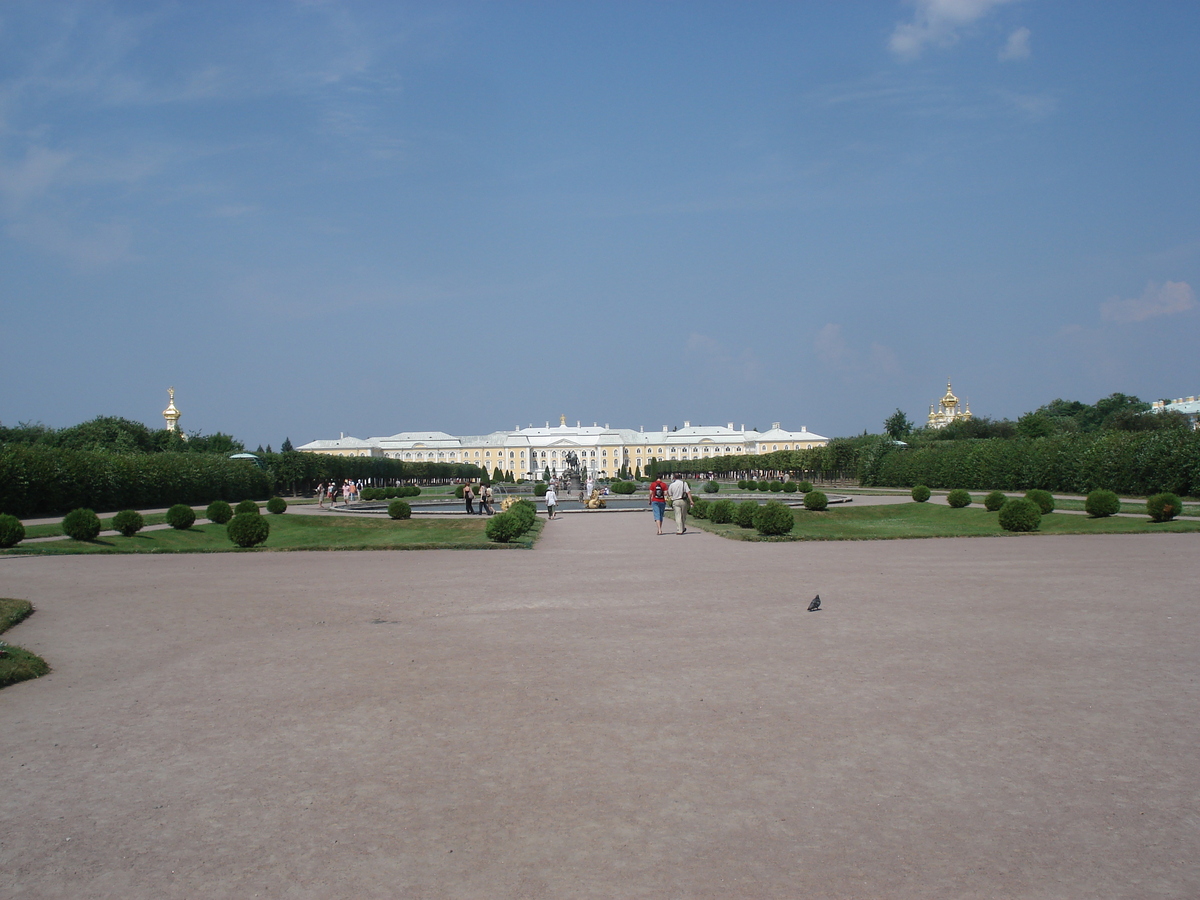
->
<box><xmin>2</xmin><ymin>515</ymin><xmax>1198</xmax><ymax>899</ymax></box>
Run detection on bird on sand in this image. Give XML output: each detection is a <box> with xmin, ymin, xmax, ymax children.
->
<box><xmin>807</xmin><ymin>594</ymin><xmax>821</xmax><ymax>612</ymax></box>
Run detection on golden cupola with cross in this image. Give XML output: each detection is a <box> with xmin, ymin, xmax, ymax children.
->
<box><xmin>927</xmin><ymin>379</ymin><xmax>972</xmax><ymax>429</ymax></box>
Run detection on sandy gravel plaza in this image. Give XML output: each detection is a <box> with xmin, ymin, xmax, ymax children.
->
<box><xmin>2</xmin><ymin>512</ymin><xmax>1198</xmax><ymax>899</ymax></box>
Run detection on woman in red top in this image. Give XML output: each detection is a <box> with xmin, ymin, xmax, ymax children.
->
<box><xmin>648</xmin><ymin>477</ymin><xmax>669</xmax><ymax>535</ymax></box>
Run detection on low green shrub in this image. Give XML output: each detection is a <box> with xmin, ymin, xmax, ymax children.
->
<box><xmin>387</xmin><ymin>499</ymin><xmax>412</xmax><ymax>520</ymax></box>
<box><xmin>1085</xmin><ymin>489</ymin><xmax>1121</xmax><ymax>518</ymax></box>
<box><xmin>999</xmin><ymin>498</ymin><xmax>1041</xmax><ymax>532</ymax></box>
<box><xmin>691</xmin><ymin>498</ymin><xmax>710</xmax><ymax>519</ymax></box>
<box><xmin>757</xmin><ymin>480</ymin><xmax>770</xmax><ymax>491</ymax></box>
<box><xmin>737</xmin><ymin>480</ymin><xmax>748</xmax><ymax>490</ymax></box>
<box><xmin>782</xmin><ymin>481</ymin><xmax>798</xmax><ymax>493</ymax></box>
<box><xmin>404</xmin><ymin>485</ymin><xmax>421</xmax><ymax>497</ymax></box>
<box><xmin>486</xmin><ymin>511</ymin><xmax>522</xmax><ymax>542</ymax></box>
<box><xmin>611</xmin><ymin>481</ymin><xmax>637</xmax><ymax>495</ymax></box>
<box><xmin>754</xmin><ymin>500</ymin><xmax>795</xmax><ymax>536</ymax></box>
<box><xmin>947</xmin><ymin>489</ymin><xmax>972</xmax><ymax>508</ymax></box>
<box><xmin>983</xmin><ymin>491</ymin><xmax>1007</xmax><ymax>512</ymax></box>
<box><xmin>735</xmin><ymin>500</ymin><xmax>759</xmax><ymax>528</ymax></box>
<box><xmin>703</xmin><ymin>481</ymin><xmax>719</xmax><ymax>494</ymax></box>
<box><xmin>798</xmin><ymin>481</ymin><xmax>813</xmax><ymax>493</ymax></box>
<box><xmin>166</xmin><ymin>504</ymin><xmax>196</xmax><ymax>530</ymax></box>
<box><xmin>0</xmin><ymin>514</ymin><xmax>25</xmax><ymax>548</ymax></box>
<box><xmin>235</xmin><ymin>499</ymin><xmax>260</xmax><ymax>516</ymax></box>
<box><xmin>508</xmin><ymin>499</ymin><xmax>537</xmax><ymax>531</ymax></box>
<box><xmin>804</xmin><ymin>491</ymin><xmax>829</xmax><ymax>511</ymax></box>
<box><xmin>768</xmin><ymin>480</ymin><xmax>784</xmax><ymax>492</ymax></box>
<box><xmin>206</xmin><ymin>500</ymin><xmax>233</xmax><ymax>524</ymax></box>
<box><xmin>533</xmin><ymin>483</ymin><xmax>548</xmax><ymax>497</ymax></box>
<box><xmin>1024</xmin><ymin>490</ymin><xmax>1055</xmax><ymax>515</ymax></box>
<box><xmin>112</xmin><ymin>509</ymin><xmax>144</xmax><ymax>537</ymax></box>
<box><xmin>1147</xmin><ymin>492</ymin><xmax>1181</xmax><ymax>523</ymax></box>
<box><xmin>708</xmin><ymin>499</ymin><xmax>736</xmax><ymax>524</ymax></box>
<box><xmin>266</xmin><ymin>496</ymin><xmax>287</xmax><ymax>514</ymax></box>
<box><xmin>62</xmin><ymin>508</ymin><xmax>101</xmax><ymax>541</ymax></box>
<box><xmin>227</xmin><ymin>512</ymin><xmax>270</xmax><ymax>547</ymax></box>
<box><xmin>911</xmin><ymin>485</ymin><xmax>931</xmax><ymax>503</ymax></box>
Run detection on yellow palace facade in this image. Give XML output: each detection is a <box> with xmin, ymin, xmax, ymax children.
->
<box><xmin>298</xmin><ymin>417</ymin><xmax>829</xmax><ymax>480</ymax></box>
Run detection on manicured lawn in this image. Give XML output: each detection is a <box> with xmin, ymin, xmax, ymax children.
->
<box><xmin>3</xmin><ymin>514</ymin><xmax>541</xmax><ymax>554</ymax></box>
<box><xmin>694</xmin><ymin>501</ymin><xmax>1200</xmax><ymax>541</ymax></box>
<box><xmin>0</xmin><ymin>598</ymin><xmax>50</xmax><ymax>689</ymax></box>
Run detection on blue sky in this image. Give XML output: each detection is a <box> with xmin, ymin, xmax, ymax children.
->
<box><xmin>2</xmin><ymin>1</ymin><xmax>1197</xmax><ymax>448</ymax></box>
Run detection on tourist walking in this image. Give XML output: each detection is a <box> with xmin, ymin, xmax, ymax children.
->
<box><xmin>316</xmin><ymin>482</ymin><xmax>326</xmax><ymax>509</ymax></box>
<box><xmin>668</xmin><ymin>474</ymin><xmax>693</xmax><ymax>534</ymax></box>
<box><xmin>481</xmin><ymin>483</ymin><xmax>494</xmax><ymax>516</ymax></box>
<box><xmin>648</xmin><ymin>474</ymin><xmax>669</xmax><ymax>535</ymax></box>
<box><xmin>545</xmin><ymin>485</ymin><xmax>558</xmax><ymax>519</ymax></box>
<box><xmin>463</xmin><ymin>482</ymin><xmax>475</xmax><ymax>515</ymax></box>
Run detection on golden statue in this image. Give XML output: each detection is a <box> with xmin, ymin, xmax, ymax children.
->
<box><xmin>584</xmin><ymin>489</ymin><xmax>606</xmax><ymax>509</ymax></box>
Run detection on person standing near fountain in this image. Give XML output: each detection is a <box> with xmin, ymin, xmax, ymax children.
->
<box><xmin>463</xmin><ymin>482</ymin><xmax>475</xmax><ymax>515</ymax></box>
<box><xmin>545</xmin><ymin>484</ymin><xmax>558</xmax><ymax>519</ymax></box>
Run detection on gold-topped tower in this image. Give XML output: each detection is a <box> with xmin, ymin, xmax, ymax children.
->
<box><xmin>163</xmin><ymin>387</ymin><xmax>181</xmax><ymax>433</ymax></box>
<box><xmin>927</xmin><ymin>379</ymin><xmax>972</xmax><ymax>429</ymax></box>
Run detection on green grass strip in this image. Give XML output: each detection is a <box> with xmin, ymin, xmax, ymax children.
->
<box><xmin>0</xmin><ymin>598</ymin><xmax>50</xmax><ymax>689</ymax></box>
<box><xmin>3</xmin><ymin>513</ymin><xmax>542</xmax><ymax>554</ymax></box>
<box><xmin>694</xmin><ymin>501</ymin><xmax>1200</xmax><ymax>542</ymax></box>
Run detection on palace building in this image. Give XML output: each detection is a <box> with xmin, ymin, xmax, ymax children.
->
<box><xmin>298</xmin><ymin>417</ymin><xmax>829</xmax><ymax>480</ymax></box>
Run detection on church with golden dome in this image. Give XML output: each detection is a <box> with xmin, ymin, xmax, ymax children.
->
<box><xmin>927</xmin><ymin>379</ymin><xmax>972</xmax><ymax>429</ymax></box>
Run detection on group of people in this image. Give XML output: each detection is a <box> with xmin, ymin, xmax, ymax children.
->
<box><xmin>648</xmin><ymin>474</ymin><xmax>694</xmax><ymax>535</ymax></box>
<box><xmin>463</xmin><ymin>483</ymin><xmax>496</xmax><ymax>516</ymax></box>
<box><xmin>315</xmin><ymin>480</ymin><xmax>361</xmax><ymax>509</ymax></box>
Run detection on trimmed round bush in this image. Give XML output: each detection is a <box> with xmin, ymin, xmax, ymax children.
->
<box><xmin>206</xmin><ymin>500</ymin><xmax>233</xmax><ymax>524</ymax></box>
<box><xmin>1147</xmin><ymin>492</ymin><xmax>1181</xmax><ymax>523</ymax></box>
<box><xmin>387</xmin><ymin>499</ymin><xmax>412</xmax><ymax>520</ymax></box>
<box><xmin>983</xmin><ymin>491</ymin><xmax>1007</xmax><ymax>512</ymax></box>
<box><xmin>768</xmin><ymin>480</ymin><xmax>784</xmax><ymax>492</ymax></box>
<box><xmin>112</xmin><ymin>509</ymin><xmax>144</xmax><ymax>537</ymax></box>
<box><xmin>267</xmin><ymin>496</ymin><xmax>287</xmax><ymax>514</ymax></box>
<box><xmin>754</xmin><ymin>500</ymin><xmax>795</xmax><ymax>536</ymax></box>
<box><xmin>235</xmin><ymin>499</ymin><xmax>260</xmax><ymax>516</ymax></box>
<box><xmin>798</xmin><ymin>481</ymin><xmax>813</xmax><ymax>493</ymax></box>
<box><xmin>757</xmin><ymin>480</ymin><xmax>770</xmax><ymax>491</ymax></box>
<box><xmin>782</xmin><ymin>481</ymin><xmax>798</xmax><ymax>493</ymax></box>
<box><xmin>226</xmin><ymin>512</ymin><xmax>270</xmax><ymax>547</ymax></box>
<box><xmin>708</xmin><ymin>499</ymin><xmax>735</xmax><ymax>524</ymax></box>
<box><xmin>1085</xmin><ymin>489</ymin><xmax>1121</xmax><ymax>518</ymax></box>
<box><xmin>804</xmin><ymin>491</ymin><xmax>829</xmax><ymax>511</ymax></box>
<box><xmin>166</xmin><ymin>504</ymin><xmax>196</xmax><ymax>530</ymax></box>
<box><xmin>0</xmin><ymin>513</ymin><xmax>26</xmax><ymax>548</ymax></box>
<box><xmin>611</xmin><ymin>481</ymin><xmax>637</xmax><ymax>495</ymax></box>
<box><xmin>404</xmin><ymin>485</ymin><xmax>421</xmax><ymax>497</ymax></box>
<box><xmin>508</xmin><ymin>499</ymin><xmax>537</xmax><ymax>531</ymax></box>
<box><xmin>1024</xmin><ymin>490</ymin><xmax>1055</xmax><ymax>515</ymax></box>
<box><xmin>690</xmin><ymin>498</ymin><xmax>709</xmax><ymax>519</ymax></box>
<box><xmin>703</xmin><ymin>481</ymin><xmax>719</xmax><ymax>494</ymax></box>
<box><xmin>62</xmin><ymin>507</ymin><xmax>102</xmax><ymax>541</ymax></box>
<box><xmin>737</xmin><ymin>480</ymin><xmax>749</xmax><ymax>490</ymax></box>
<box><xmin>911</xmin><ymin>485</ymin><xmax>931</xmax><ymax>503</ymax></box>
<box><xmin>998</xmin><ymin>498</ymin><xmax>1041</xmax><ymax>532</ymax></box>
<box><xmin>734</xmin><ymin>500</ymin><xmax>759</xmax><ymax>528</ymax></box>
<box><xmin>947</xmin><ymin>489</ymin><xmax>972</xmax><ymax>509</ymax></box>
<box><xmin>486</xmin><ymin>512</ymin><xmax>522</xmax><ymax>543</ymax></box>
<box><xmin>533</xmin><ymin>483</ymin><xmax>548</xmax><ymax>497</ymax></box>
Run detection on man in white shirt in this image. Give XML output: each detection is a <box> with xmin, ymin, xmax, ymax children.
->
<box><xmin>667</xmin><ymin>474</ymin><xmax>693</xmax><ymax>534</ymax></box>
<box><xmin>544</xmin><ymin>485</ymin><xmax>558</xmax><ymax>519</ymax></box>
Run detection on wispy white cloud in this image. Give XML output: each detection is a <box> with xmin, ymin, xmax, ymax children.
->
<box><xmin>6</xmin><ymin>213</ymin><xmax>134</xmax><ymax>266</ymax></box>
<box><xmin>998</xmin><ymin>26</ymin><xmax>1031</xmax><ymax>61</ymax></box>
<box><xmin>814</xmin><ymin>324</ymin><xmax>903</xmax><ymax>379</ymax></box>
<box><xmin>1101</xmin><ymin>281</ymin><xmax>1196</xmax><ymax>324</ymax></box>
<box><xmin>685</xmin><ymin>333</ymin><xmax>765</xmax><ymax>383</ymax></box>
<box><xmin>889</xmin><ymin>0</ymin><xmax>1020</xmax><ymax>61</ymax></box>
<box><xmin>996</xmin><ymin>89</ymin><xmax>1057</xmax><ymax>120</ymax></box>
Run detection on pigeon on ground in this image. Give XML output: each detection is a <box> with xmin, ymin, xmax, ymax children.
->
<box><xmin>807</xmin><ymin>594</ymin><xmax>821</xmax><ymax>612</ymax></box>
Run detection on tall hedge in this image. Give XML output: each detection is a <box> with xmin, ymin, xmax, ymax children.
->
<box><xmin>0</xmin><ymin>445</ymin><xmax>272</xmax><ymax>517</ymax></box>
<box><xmin>864</xmin><ymin>431</ymin><xmax>1200</xmax><ymax>497</ymax></box>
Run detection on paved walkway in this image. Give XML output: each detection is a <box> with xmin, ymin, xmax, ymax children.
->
<box><xmin>2</xmin><ymin>516</ymin><xmax>1198</xmax><ymax>898</ymax></box>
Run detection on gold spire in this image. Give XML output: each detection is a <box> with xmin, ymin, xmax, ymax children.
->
<box><xmin>163</xmin><ymin>386</ymin><xmax>181</xmax><ymax>432</ymax></box>
<box><xmin>560</xmin><ymin>414</ymin><xmax>566</xmax><ymax>426</ymax></box>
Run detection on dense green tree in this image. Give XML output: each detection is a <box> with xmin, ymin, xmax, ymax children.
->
<box><xmin>281</xmin><ymin>437</ymin><xmax>294</xmax><ymax>453</ymax></box>
<box><xmin>884</xmin><ymin>409</ymin><xmax>912</xmax><ymax>440</ymax></box>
